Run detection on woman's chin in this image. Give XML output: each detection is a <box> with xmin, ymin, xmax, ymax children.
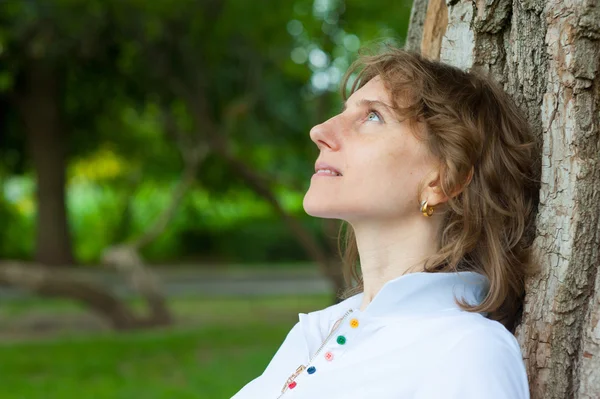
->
<box><xmin>303</xmin><ymin>202</ymin><xmax>345</xmax><ymax>219</ymax></box>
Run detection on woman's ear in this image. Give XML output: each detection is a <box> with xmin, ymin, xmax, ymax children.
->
<box><xmin>445</xmin><ymin>166</ymin><xmax>474</xmax><ymax>200</ymax></box>
<box><xmin>422</xmin><ymin>172</ymin><xmax>448</xmax><ymax>206</ymax></box>
<box><xmin>464</xmin><ymin>166</ymin><xmax>474</xmax><ymax>187</ymax></box>
<box><xmin>425</xmin><ymin>166</ymin><xmax>474</xmax><ymax>206</ymax></box>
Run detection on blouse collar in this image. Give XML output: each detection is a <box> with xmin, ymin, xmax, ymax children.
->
<box><xmin>297</xmin><ymin>271</ymin><xmax>490</xmax><ymax>356</ymax></box>
<box><xmin>300</xmin><ymin>271</ymin><xmax>490</xmax><ymax>326</ymax></box>
<box><xmin>342</xmin><ymin>271</ymin><xmax>490</xmax><ymax>318</ymax></box>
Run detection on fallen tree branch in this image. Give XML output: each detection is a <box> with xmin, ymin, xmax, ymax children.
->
<box><xmin>0</xmin><ymin>261</ymin><xmax>171</xmax><ymax>330</ymax></box>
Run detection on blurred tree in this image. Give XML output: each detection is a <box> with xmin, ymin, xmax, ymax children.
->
<box><xmin>0</xmin><ymin>0</ymin><xmax>412</xmax><ymax>327</ymax></box>
<box><xmin>0</xmin><ymin>2</ymin><xmax>89</xmax><ymax>266</ymax></box>
<box><xmin>0</xmin><ymin>0</ymin><xmax>174</xmax><ymax>328</ymax></box>
<box><xmin>104</xmin><ymin>0</ymin><xmax>411</xmax><ymax>300</ymax></box>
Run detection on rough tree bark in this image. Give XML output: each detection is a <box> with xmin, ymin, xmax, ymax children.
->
<box><xmin>407</xmin><ymin>1</ymin><xmax>600</xmax><ymax>398</ymax></box>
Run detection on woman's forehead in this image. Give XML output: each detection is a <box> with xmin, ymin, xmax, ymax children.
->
<box><xmin>347</xmin><ymin>76</ymin><xmax>393</xmax><ymax>107</ymax></box>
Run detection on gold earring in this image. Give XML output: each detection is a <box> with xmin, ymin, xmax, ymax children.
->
<box><xmin>420</xmin><ymin>200</ymin><xmax>434</xmax><ymax>217</ymax></box>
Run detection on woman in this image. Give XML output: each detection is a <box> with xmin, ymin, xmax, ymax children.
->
<box><xmin>231</xmin><ymin>45</ymin><xmax>539</xmax><ymax>399</ymax></box>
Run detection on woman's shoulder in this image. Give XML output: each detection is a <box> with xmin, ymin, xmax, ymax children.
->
<box><xmin>460</xmin><ymin>312</ymin><xmax>521</xmax><ymax>349</ymax></box>
<box><xmin>430</xmin><ymin>311</ymin><xmax>526</xmax><ymax>375</ymax></box>
<box><xmin>412</xmin><ymin>314</ymin><xmax>529</xmax><ymax>398</ymax></box>
<box><xmin>429</xmin><ymin>310</ymin><xmax>522</xmax><ymax>353</ymax></box>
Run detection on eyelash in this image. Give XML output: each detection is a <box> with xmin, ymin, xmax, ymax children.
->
<box><xmin>366</xmin><ymin>108</ymin><xmax>384</xmax><ymax>122</ymax></box>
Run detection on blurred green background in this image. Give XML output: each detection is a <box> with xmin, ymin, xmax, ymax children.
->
<box><xmin>0</xmin><ymin>0</ymin><xmax>412</xmax><ymax>397</ymax></box>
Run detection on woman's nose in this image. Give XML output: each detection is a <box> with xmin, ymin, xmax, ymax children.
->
<box><xmin>309</xmin><ymin>120</ymin><xmax>338</xmax><ymax>151</ymax></box>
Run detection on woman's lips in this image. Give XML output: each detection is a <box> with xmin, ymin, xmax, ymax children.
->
<box><xmin>314</xmin><ymin>161</ymin><xmax>342</xmax><ymax>176</ymax></box>
<box><xmin>312</xmin><ymin>171</ymin><xmax>343</xmax><ymax>177</ymax></box>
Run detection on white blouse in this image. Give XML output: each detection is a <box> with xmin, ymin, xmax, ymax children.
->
<box><xmin>231</xmin><ymin>271</ymin><xmax>530</xmax><ymax>399</ymax></box>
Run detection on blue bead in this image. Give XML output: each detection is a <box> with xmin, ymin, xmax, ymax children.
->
<box><xmin>307</xmin><ymin>366</ymin><xmax>316</xmax><ymax>374</ymax></box>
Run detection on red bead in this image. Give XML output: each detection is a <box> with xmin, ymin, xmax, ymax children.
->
<box><xmin>324</xmin><ymin>351</ymin><xmax>334</xmax><ymax>361</ymax></box>
<box><xmin>289</xmin><ymin>381</ymin><xmax>297</xmax><ymax>389</ymax></box>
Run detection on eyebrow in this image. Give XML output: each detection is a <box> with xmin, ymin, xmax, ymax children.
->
<box><xmin>341</xmin><ymin>99</ymin><xmax>395</xmax><ymax>114</ymax></box>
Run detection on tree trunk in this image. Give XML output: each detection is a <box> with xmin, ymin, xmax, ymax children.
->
<box><xmin>14</xmin><ymin>61</ymin><xmax>74</xmax><ymax>266</ymax></box>
<box><xmin>408</xmin><ymin>1</ymin><xmax>600</xmax><ymax>398</ymax></box>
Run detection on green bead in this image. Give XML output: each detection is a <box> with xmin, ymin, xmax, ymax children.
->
<box><xmin>336</xmin><ymin>335</ymin><xmax>346</xmax><ymax>345</ymax></box>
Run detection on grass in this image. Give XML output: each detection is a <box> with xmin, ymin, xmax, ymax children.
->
<box><xmin>0</xmin><ymin>294</ymin><xmax>331</xmax><ymax>399</ymax></box>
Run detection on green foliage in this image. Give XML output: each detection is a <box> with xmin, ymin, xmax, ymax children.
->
<box><xmin>1</xmin><ymin>172</ymin><xmax>324</xmax><ymax>263</ymax></box>
<box><xmin>0</xmin><ymin>0</ymin><xmax>412</xmax><ymax>263</ymax></box>
<box><xmin>0</xmin><ymin>176</ymin><xmax>35</xmax><ymax>258</ymax></box>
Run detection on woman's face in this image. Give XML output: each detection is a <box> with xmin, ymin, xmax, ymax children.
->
<box><xmin>303</xmin><ymin>76</ymin><xmax>440</xmax><ymax>224</ymax></box>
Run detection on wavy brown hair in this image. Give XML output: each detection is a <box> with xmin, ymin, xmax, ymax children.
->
<box><xmin>336</xmin><ymin>46</ymin><xmax>541</xmax><ymax>332</ymax></box>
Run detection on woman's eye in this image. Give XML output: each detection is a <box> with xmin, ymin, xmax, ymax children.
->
<box><xmin>366</xmin><ymin>111</ymin><xmax>381</xmax><ymax>122</ymax></box>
